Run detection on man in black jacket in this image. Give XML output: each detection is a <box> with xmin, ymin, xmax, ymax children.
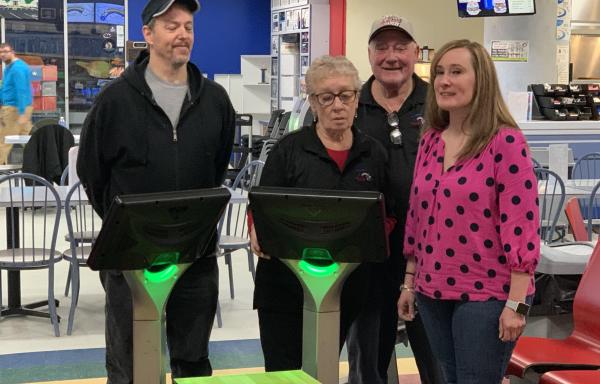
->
<box><xmin>77</xmin><ymin>0</ymin><xmax>235</xmax><ymax>382</ymax></box>
<box><xmin>349</xmin><ymin>15</ymin><xmax>444</xmax><ymax>384</ymax></box>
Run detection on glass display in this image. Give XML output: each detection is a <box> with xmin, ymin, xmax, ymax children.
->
<box><xmin>67</xmin><ymin>0</ymin><xmax>126</xmax><ymax>132</ymax></box>
<box><xmin>95</xmin><ymin>3</ymin><xmax>125</xmax><ymax>25</ymax></box>
<box><xmin>0</xmin><ymin>0</ymin><xmax>39</xmax><ymax>21</ymax></box>
<box><xmin>67</xmin><ymin>3</ymin><xmax>94</xmax><ymax>23</ymax></box>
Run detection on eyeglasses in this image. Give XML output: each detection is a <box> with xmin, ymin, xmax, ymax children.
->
<box><xmin>388</xmin><ymin>112</ymin><xmax>402</xmax><ymax>146</ymax></box>
<box><xmin>312</xmin><ymin>90</ymin><xmax>358</xmax><ymax>106</ymax></box>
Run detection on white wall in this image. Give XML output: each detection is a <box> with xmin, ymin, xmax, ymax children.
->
<box><xmin>483</xmin><ymin>2</ymin><xmax>558</xmax><ymax>97</ymax></box>
<box><xmin>346</xmin><ymin>0</ymin><xmax>484</xmax><ymax>81</ymax></box>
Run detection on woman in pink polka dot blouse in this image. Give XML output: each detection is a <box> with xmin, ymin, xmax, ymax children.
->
<box><xmin>397</xmin><ymin>40</ymin><xmax>540</xmax><ymax>384</ymax></box>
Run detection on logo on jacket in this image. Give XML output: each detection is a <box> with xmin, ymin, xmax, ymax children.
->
<box><xmin>356</xmin><ymin>170</ymin><xmax>373</xmax><ymax>183</ymax></box>
<box><xmin>411</xmin><ymin>114</ymin><xmax>425</xmax><ymax>129</ymax></box>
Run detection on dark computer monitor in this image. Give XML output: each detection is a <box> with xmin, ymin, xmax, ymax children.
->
<box><xmin>249</xmin><ymin>187</ymin><xmax>388</xmax><ymax>264</ymax></box>
<box><xmin>87</xmin><ymin>188</ymin><xmax>231</xmax><ymax>271</ymax></box>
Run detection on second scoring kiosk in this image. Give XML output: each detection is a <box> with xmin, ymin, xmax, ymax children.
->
<box><xmin>87</xmin><ymin>188</ymin><xmax>231</xmax><ymax>384</ymax></box>
<box><xmin>249</xmin><ymin>187</ymin><xmax>388</xmax><ymax>384</ymax></box>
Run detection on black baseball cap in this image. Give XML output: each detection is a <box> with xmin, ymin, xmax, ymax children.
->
<box><xmin>142</xmin><ymin>0</ymin><xmax>200</xmax><ymax>25</ymax></box>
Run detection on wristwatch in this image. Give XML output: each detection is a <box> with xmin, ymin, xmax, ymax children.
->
<box><xmin>505</xmin><ymin>299</ymin><xmax>530</xmax><ymax>316</ymax></box>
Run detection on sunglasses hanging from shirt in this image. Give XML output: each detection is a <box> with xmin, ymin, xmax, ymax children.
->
<box><xmin>388</xmin><ymin>112</ymin><xmax>402</xmax><ymax>146</ymax></box>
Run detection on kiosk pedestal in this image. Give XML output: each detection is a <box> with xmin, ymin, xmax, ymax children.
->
<box><xmin>87</xmin><ymin>188</ymin><xmax>231</xmax><ymax>384</ymax></box>
<box><xmin>124</xmin><ymin>265</ymin><xmax>190</xmax><ymax>384</ymax></box>
<box><xmin>283</xmin><ymin>259</ymin><xmax>358</xmax><ymax>384</ymax></box>
<box><xmin>250</xmin><ymin>187</ymin><xmax>388</xmax><ymax>384</ymax></box>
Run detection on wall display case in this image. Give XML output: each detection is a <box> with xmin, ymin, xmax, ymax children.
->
<box><xmin>270</xmin><ymin>0</ymin><xmax>329</xmax><ymax>111</ymax></box>
<box><xmin>67</xmin><ymin>0</ymin><xmax>126</xmax><ymax>132</ymax></box>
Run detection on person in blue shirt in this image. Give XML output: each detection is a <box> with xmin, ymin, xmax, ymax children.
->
<box><xmin>0</xmin><ymin>42</ymin><xmax>33</xmax><ymax>165</ymax></box>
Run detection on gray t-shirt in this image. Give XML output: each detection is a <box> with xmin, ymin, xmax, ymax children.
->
<box><xmin>145</xmin><ymin>68</ymin><xmax>189</xmax><ymax>129</ymax></box>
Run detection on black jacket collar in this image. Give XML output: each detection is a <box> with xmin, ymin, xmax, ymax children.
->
<box><xmin>301</xmin><ymin>123</ymin><xmax>372</xmax><ymax>164</ymax></box>
<box><xmin>122</xmin><ymin>49</ymin><xmax>206</xmax><ymax>103</ymax></box>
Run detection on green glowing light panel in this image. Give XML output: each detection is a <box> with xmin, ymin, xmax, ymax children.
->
<box><xmin>174</xmin><ymin>370</ymin><xmax>320</xmax><ymax>384</ymax></box>
<box><xmin>249</xmin><ymin>187</ymin><xmax>388</xmax><ymax>384</ymax></box>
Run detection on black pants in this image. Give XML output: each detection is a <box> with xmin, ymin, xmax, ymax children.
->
<box><xmin>101</xmin><ymin>257</ymin><xmax>218</xmax><ymax>384</ymax></box>
<box><xmin>257</xmin><ymin>306</ymin><xmax>356</xmax><ymax>372</ymax></box>
<box><xmin>346</xmin><ymin>270</ymin><xmax>444</xmax><ymax>384</ymax></box>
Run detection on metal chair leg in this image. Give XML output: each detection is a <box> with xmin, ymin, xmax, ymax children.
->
<box><xmin>216</xmin><ymin>300</ymin><xmax>223</xmax><ymax>328</ymax></box>
<box><xmin>64</xmin><ymin>266</ymin><xmax>71</xmax><ymax>297</ymax></box>
<box><xmin>48</xmin><ymin>263</ymin><xmax>60</xmax><ymax>337</ymax></box>
<box><xmin>0</xmin><ymin>269</ymin><xmax>3</xmax><ymax>314</ymax></box>
<box><xmin>224</xmin><ymin>252</ymin><xmax>234</xmax><ymax>299</ymax></box>
<box><xmin>247</xmin><ymin>249</ymin><xmax>256</xmax><ymax>281</ymax></box>
<box><xmin>67</xmin><ymin>263</ymin><xmax>80</xmax><ymax>335</ymax></box>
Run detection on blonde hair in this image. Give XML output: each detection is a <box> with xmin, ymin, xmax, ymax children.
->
<box><xmin>425</xmin><ymin>39</ymin><xmax>519</xmax><ymax>160</ymax></box>
<box><xmin>305</xmin><ymin>55</ymin><xmax>361</xmax><ymax>95</ymax></box>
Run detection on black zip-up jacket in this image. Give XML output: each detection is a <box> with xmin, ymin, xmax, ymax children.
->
<box><xmin>355</xmin><ymin>74</ymin><xmax>427</xmax><ymax>285</ymax></box>
<box><xmin>253</xmin><ymin>124</ymin><xmax>392</xmax><ymax>313</ymax></box>
<box><xmin>77</xmin><ymin>50</ymin><xmax>236</xmax><ymax>256</ymax></box>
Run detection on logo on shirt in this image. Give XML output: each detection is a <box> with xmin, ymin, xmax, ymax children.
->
<box><xmin>411</xmin><ymin>114</ymin><xmax>425</xmax><ymax>129</ymax></box>
<box><xmin>355</xmin><ymin>170</ymin><xmax>373</xmax><ymax>183</ymax></box>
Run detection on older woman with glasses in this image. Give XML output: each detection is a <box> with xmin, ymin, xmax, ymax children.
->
<box><xmin>249</xmin><ymin>55</ymin><xmax>395</xmax><ymax>371</ymax></box>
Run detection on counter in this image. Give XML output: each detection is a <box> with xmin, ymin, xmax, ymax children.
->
<box><xmin>518</xmin><ymin>121</ymin><xmax>600</xmax><ymax>161</ymax></box>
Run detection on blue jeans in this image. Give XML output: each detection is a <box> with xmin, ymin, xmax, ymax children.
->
<box><xmin>416</xmin><ymin>293</ymin><xmax>529</xmax><ymax>384</ymax></box>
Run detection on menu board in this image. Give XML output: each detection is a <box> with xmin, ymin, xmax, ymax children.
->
<box><xmin>457</xmin><ymin>0</ymin><xmax>536</xmax><ymax>18</ymax></box>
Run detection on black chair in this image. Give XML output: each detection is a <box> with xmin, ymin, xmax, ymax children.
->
<box><xmin>270</xmin><ymin>111</ymin><xmax>291</xmax><ymax>140</ymax></box>
<box><xmin>247</xmin><ymin>109</ymin><xmax>285</xmax><ymax>160</ymax></box>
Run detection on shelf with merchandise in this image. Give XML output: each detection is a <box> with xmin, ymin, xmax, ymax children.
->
<box><xmin>270</xmin><ymin>1</ymin><xmax>328</xmax><ymax>111</ymax></box>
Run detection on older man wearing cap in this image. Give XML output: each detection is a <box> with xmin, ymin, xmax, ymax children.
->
<box><xmin>77</xmin><ymin>0</ymin><xmax>235</xmax><ymax>382</ymax></box>
<box><xmin>349</xmin><ymin>15</ymin><xmax>444</xmax><ymax>384</ymax></box>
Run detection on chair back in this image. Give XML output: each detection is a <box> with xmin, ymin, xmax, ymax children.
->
<box><xmin>258</xmin><ymin>139</ymin><xmax>277</xmax><ymax>163</ymax></box>
<box><xmin>536</xmin><ymin>168</ymin><xmax>566</xmax><ymax>243</ymax></box>
<box><xmin>265</xmin><ymin>109</ymin><xmax>285</xmax><ymax>137</ymax></box>
<box><xmin>572</xmin><ymin>152</ymin><xmax>600</xmax><ymax>180</ymax></box>
<box><xmin>532</xmin><ymin>157</ymin><xmax>542</xmax><ymax>169</ymax></box>
<box><xmin>270</xmin><ymin>111</ymin><xmax>291</xmax><ymax>139</ymax></box>
<box><xmin>64</xmin><ymin>181</ymin><xmax>100</xmax><ymax>264</ymax></box>
<box><xmin>235</xmin><ymin>114</ymin><xmax>253</xmax><ymax>129</ymax></box>
<box><xmin>219</xmin><ymin>160</ymin><xmax>264</xmax><ymax>238</ymax></box>
<box><xmin>572</xmin><ymin>240</ymin><xmax>600</xmax><ymax>346</ymax></box>
<box><xmin>0</xmin><ymin>173</ymin><xmax>62</xmax><ymax>267</ymax></box>
<box><xmin>565</xmin><ymin>197</ymin><xmax>589</xmax><ymax>241</ymax></box>
<box><xmin>59</xmin><ymin>166</ymin><xmax>69</xmax><ymax>186</ymax></box>
<box><xmin>587</xmin><ymin>180</ymin><xmax>600</xmax><ymax>241</ymax></box>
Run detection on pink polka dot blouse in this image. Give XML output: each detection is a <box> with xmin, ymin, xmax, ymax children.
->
<box><xmin>403</xmin><ymin>127</ymin><xmax>540</xmax><ymax>301</ymax></box>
